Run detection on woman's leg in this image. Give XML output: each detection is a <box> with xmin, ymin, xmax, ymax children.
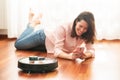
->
<box><xmin>30</xmin><ymin>29</ymin><xmax>46</xmax><ymax>51</ymax></box>
<box><xmin>15</xmin><ymin>10</ymin><xmax>46</xmax><ymax>50</ymax></box>
<box><xmin>15</xmin><ymin>29</ymin><xmax>46</xmax><ymax>50</ymax></box>
<box><xmin>18</xmin><ymin>23</ymin><xmax>34</xmax><ymax>39</ymax></box>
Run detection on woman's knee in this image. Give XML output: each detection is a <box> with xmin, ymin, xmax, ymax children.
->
<box><xmin>14</xmin><ymin>40</ymin><xmax>25</xmax><ymax>50</ymax></box>
<box><xmin>14</xmin><ymin>41</ymin><xmax>21</xmax><ymax>49</ymax></box>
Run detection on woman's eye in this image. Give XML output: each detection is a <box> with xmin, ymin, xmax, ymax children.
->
<box><xmin>79</xmin><ymin>26</ymin><xmax>82</xmax><ymax>28</ymax></box>
<box><xmin>79</xmin><ymin>25</ymin><xmax>82</xmax><ymax>28</ymax></box>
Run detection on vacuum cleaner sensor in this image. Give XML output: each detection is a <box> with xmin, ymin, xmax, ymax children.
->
<box><xmin>18</xmin><ymin>56</ymin><xmax>58</xmax><ymax>72</ymax></box>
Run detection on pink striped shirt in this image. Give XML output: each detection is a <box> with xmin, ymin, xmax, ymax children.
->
<box><xmin>44</xmin><ymin>22</ymin><xmax>95</xmax><ymax>57</ymax></box>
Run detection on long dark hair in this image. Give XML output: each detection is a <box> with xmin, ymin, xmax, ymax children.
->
<box><xmin>71</xmin><ymin>11</ymin><xmax>96</xmax><ymax>44</ymax></box>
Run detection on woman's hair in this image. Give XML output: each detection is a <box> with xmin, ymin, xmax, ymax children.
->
<box><xmin>71</xmin><ymin>11</ymin><xmax>96</xmax><ymax>44</ymax></box>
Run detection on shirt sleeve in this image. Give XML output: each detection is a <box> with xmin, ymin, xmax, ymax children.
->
<box><xmin>85</xmin><ymin>43</ymin><xmax>95</xmax><ymax>57</ymax></box>
<box><xmin>53</xmin><ymin>25</ymin><xmax>66</xmax><ymax>57</ymax></box>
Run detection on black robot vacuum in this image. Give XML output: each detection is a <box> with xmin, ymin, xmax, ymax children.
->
<box><xmin>18</xmin><ymin>56</ymin><xmax>58</xmax><ymax>73</ymax></box>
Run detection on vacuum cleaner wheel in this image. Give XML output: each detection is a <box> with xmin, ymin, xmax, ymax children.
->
<box><xmin>18</xmin><ymin>56</ymin><xmax>58</xmax><ymax>73</ymax></box>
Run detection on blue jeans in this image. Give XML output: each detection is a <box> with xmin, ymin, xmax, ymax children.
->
<box><xmin>15</xmin><ymin>24</ymin><xmax>46</xmax><ymax>51</ymax></box>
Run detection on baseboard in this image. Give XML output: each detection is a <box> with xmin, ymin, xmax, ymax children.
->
<box><xmin>0</xmin><ymin>29</ymin><xmax>7</xmax><ymax>35</ymax></box>
<box><xmin>0</xmin><ymin>34</ymin><xmax>7</xmax><ymax>40</ymax></box>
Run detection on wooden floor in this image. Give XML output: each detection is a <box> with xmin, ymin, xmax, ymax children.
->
<box><xmin>0</xmin><ymin>38</ymin><xmax>120</xmax><ymax>80</ymax></box>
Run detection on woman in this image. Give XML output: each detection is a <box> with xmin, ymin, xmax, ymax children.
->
<box><xmin>15</xmin><ymin>11</ymin><xmax>96</xmax><ymax>60</ymax></box>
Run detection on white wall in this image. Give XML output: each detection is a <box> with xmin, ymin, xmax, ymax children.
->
<box><xmin>5</xmin><ymin>0</ymin><xmax>120</xmax><ymax>39</ymax></box>
<box><xmin>29</xmin><ymin>0</ymin><xmax>120</xmax><ymax>40</ymax></box>
<box><xmin>0</xmin><ymin>0</ymin><xmax>7</xmax><ymax>29</ymax></box>
<box><xmin>0</xmin><ymin>0</ymin><xmax>7</xmax><ymax>35</ymax></box>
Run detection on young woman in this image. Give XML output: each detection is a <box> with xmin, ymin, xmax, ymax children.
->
<box><xmin>15</xmin><ymin>11</ymin><xmax>96</xmax><ymax>60</ymax></box>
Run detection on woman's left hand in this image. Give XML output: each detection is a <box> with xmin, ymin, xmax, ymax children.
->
<box><xmin>79</xmin><ymin>52</ymin><xmax>86</xmax><ymax>59</ymax></box>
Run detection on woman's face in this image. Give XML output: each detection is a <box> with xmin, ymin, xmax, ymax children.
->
<box><xmin>75</xmin><ymin>20</ymin><xmax>88</xmax><ymax>36</ymax></box>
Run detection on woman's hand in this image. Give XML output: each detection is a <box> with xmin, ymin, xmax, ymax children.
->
<box><xmin>71</xmin><ymin>46</ymin><xmax>84</xmax><ymax>59</ymax></box>
<box><xmin>79</xmin><ymin>52</ymin><xmax>86</xmax><ymax>59</ymax></box>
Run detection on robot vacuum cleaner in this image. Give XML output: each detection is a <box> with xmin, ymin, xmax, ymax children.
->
<box><xmin>18</xmin><ymin>56</ymin><xmax>58</xmax><ymax>73</ymax></box>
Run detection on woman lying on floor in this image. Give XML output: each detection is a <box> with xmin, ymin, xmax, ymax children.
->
<box><xmin>15</xmin><ymin>11</ymin><xmax>96</xmax><ymax>60</ymax></box>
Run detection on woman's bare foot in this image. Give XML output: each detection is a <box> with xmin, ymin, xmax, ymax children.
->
<box><xmin>29</xmin><ymin>9</ymin><xmax>34</xmax><ymax>24</ymax></box>
<box><xmin>30</xmin><ymin>13</ymin><xmax>42</xmax><ymax>27</ymax></box>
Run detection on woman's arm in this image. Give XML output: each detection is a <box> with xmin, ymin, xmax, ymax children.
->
<box><xmin>56</xmin><ymin>51</ymin><xmax>73</xmax><ymax>60</ymax></box>
<box><xmin>54</xmin><ymin>46</ymin><xmax>84</xmax><ymax>60</ymax></box>
<box><xmin>53</xmin><ymin>24</ymin><xmax>81</xmax><ymax>60</ymax></box>
<box><xmin>55</xmin><ymin>49</ymin><xmax>82</xmax><ymax>60</ymax></box>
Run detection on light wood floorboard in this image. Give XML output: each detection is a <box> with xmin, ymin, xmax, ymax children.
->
<box><xmin>0</xmin><ymin>39</ymin><xmax>120</xmax><ymax>80</ymax></box>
